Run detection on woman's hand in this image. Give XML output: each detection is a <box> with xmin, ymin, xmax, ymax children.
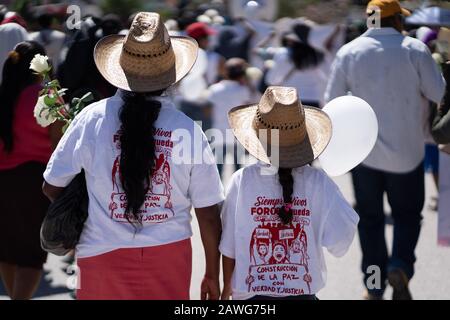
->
<box><xmin>221</xmin><ymin>284</ymin><xmax>232</xmax><ymax>300</ymax></box>
<box><xmin>201</xmin><ymin>276</ymin><xmax>220</xmax><ymax>300</ymax></box>
<box><xmin>195</xmin><ymin>205</ymin><xmax>222</xmax><ymax>300</ymax></box>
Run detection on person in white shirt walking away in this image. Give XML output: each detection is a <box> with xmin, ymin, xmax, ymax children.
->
<box><xmin>220</xmin><ymin>86</ymin><xmax>359</xmax><ymax>300</ymax></box>
<box><xmin>207</xmin><ymin>58</ymin><xmax>260</xmax><ymax>178</ymax></box>
<box><xmin>324</xmin><ymin>0</ymin><xmax>446</xmax><ymax>300</ymax></box>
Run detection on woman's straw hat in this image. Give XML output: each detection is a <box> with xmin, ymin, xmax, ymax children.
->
<box><xmin>228</xmin><ymin>86</ymin><xmax>332</xmax><ymax>168</ymax></box>
<box><xmin>94</xmin><ymin>12</ymin><xmax>198</xmax><ymax>92</ymax></box>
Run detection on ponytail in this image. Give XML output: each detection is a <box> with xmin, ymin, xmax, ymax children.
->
<box><xmin>0</xmin><ymin>41</ymin><xmax>45</xmax><ymax>152</ymax></box>
<box><xmin>119</xmin><ymin>91</ymin><xmax>162</xmax><ymax>226</ymax></box>
<box><xmin>278</xmin><ymin>168</ymin><xmax>294</xmax><ymax>225</ymax></box>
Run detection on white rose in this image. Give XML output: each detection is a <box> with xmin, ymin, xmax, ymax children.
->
<box><xmin>33</xmin><ymin>96</ymin><xmax>56</xmax><ymax>127</ymax></box>
<box><xmin>30</xmin><ymin>54</ymin><xmax>50</xmax><ymax>74</ymax></box>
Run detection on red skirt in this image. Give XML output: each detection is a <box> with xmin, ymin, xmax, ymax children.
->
<box><xmin>76</xmin><ymin>239</ymin><xmax>192</xmax><ymax>300</ymax></box>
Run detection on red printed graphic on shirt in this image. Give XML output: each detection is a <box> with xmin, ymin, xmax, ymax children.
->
<box><xmin>246</xmin><ymin>196</ymin><xmax>312</xmax><ymax>295</ymax></box>
<box><xmin>108</xmin><ymin>128</ymin><xmax>175</xmax><ymax>224</ymax></box>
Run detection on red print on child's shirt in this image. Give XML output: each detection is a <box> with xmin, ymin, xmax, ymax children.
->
<box><xmin>245</xmin><ymin>197</ymin><xmax>312</xmax><ymax>295</ymax></box>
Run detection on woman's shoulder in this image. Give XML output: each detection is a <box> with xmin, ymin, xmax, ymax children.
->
<box><xmin>158</xmin><ymin>103</ymin><xmax>200</xmax><ymax>131</ymax></box>
<box><xmin>237</xmin><ymin>162</ymin><xmax>277</xmax><ymax>182</ymax></box>
<box><xmin>294</xmin><ymin>165</ymin><xmax>329</xmax><ymax>183</ymax></box>
<box><xmin>296</xmin><ymin>166</ymin><xmax>341</xmax><ymax>198</ymax></box>
<box><xmin>74</xmin><ymin>98</ymin><xmax>109</xmax><ymax>123</ymax></box>
<box><xmin>79</xmin><ymin>93</ymin><xmax>126</xmax><ymax>118</ymax></box>
<box><xmin>65</xmin><ymin>97</ymin><xmax>118</xmax><ymax>136</ymax></box>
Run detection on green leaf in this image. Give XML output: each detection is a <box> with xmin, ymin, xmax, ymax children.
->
<box><xmin>80</xmin><ymin>92</ymin><xmax>94</xmax><ymax>103</ymax></box>
<box><xmin>62</xmin><ymin>122</ymin><xmax>70</xmax><ymax>134</ymax></box>
<box><xmin>44</xmin><ymin>95</ymin><xmax>57</xmax><ymax>107</ymax></box>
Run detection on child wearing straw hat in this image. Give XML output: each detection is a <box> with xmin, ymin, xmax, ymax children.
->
<box><xmin>219</xmin><ymin>86</ymin><xmax>359</xmax><ymax>300</ymax></box>
<box><xmin>43</xmin><ymin>12</ymin><xmax>224</xmax><ymax>300</ymax></box>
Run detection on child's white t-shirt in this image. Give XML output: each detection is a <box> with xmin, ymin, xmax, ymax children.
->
<box><xmin>44</xmin><ymin>92</ymin><xmax>225</xmax><ymax>258</ymax></box>
<box><xmin>219</xmin><ymin>163</ymin><xmax>359</xmax><ymax>300</ymax></box>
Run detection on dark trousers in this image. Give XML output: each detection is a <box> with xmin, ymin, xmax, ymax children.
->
<box><xmin>351</xmin><ymin>163</ymin><xmax>424</xmax><ymax>297</ymax></box>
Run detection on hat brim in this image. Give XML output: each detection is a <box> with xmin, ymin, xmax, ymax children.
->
<box><xmin>228</xmin><ymin>104</ymin><xmax>332</xmax><ymax>168</ymax></box>
<box><xmin>94</xmin><ymin>35</ymin><xmax>198</xmax><ymax>92</ymax></box>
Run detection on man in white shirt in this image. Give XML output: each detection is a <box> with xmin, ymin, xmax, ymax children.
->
<box><xmin>207</xmin><ymin>58</ymin><xmax>257</xmax><ymax>177</ymax></box>
<box><xmin>185</xmin><ymin>22</ymin><xmax>225</xmax><ymax>85</ymax></box>
<box><xmin>324</xmin><ymin>0</ymin><xmax>445</xmax><ymax>300</ymax></box>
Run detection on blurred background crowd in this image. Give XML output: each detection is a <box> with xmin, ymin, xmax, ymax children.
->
<box><xmin>2</xmin><ymin>0</ymin><xmax>449</xmax><ymax>175</ymax></box>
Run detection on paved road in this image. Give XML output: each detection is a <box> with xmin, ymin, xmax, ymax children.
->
<box><xmin>1</xmin><ymin>171</ymin><xmax>449</xmax><ymax>300</ymax></box>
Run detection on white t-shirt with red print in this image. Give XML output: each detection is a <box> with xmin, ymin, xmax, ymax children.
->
<box><xmin>219</xmin><ymin>163</ymin><xmax>359</xmax><ymax>300</ymax></box>
<box><xmin>44</xmin><ymin>91</ymin><xmax>225</xmax><ymax>258</ymax></box>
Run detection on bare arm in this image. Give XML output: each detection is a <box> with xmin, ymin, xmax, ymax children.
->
<box><xmin>42</xmin><ymin>181</ymin><xmax>64</xmax><ymax>202</ymax></box>
<box><xmin>195</xmin><ymin>204</ymin><xmax>222</xmax><ymax>300</ymax></box>
<box><xmin>49</xmin><ymin>120</ymin><xmax>65</xmax><ymax>150</ymax></box>
<box><xmin>221</xmin><ymin>255</ymin><xmax>235</xmax><ymax>300</ymax></box>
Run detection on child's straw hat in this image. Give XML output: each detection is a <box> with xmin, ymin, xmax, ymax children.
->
<box><xmin>228</xmin><ymin>86</ymin><xmax>332</xmax><ymax>168</ymax></box>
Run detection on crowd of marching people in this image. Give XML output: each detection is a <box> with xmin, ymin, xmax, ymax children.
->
<box><xmin>0</xmin><ymin>0</ymin><xmax>449</xmax><ymax>300</ymax></box>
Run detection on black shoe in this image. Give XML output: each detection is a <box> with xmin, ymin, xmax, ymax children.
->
<box><xmin>388</xmin><ymin>269</ymin><xmax>412</xmax><ymax>300</ymax></box>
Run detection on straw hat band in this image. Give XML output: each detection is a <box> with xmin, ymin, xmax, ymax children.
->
<box><xmin>255</xmin><ymin>108</ymin><xmax>305</xmax><ymax>130</ymax></box>
<box><xmin>119</xmin><ymin>42</ymin><xmax>176</xmax><ymax>77</ymax></box>
<box><xmin>253</xmin><ymin>113</ymin><xmax>307</xmax><ymax>148</ymax></box>
<box><xmin>253</xmin><ymin>121</ymin><xmax>307</xmax><ymax>147</ymax></box>
<box><xmin>122</xmin><ymin>42</ymin><xmax>172</xmax><ymax>58</ymax></box>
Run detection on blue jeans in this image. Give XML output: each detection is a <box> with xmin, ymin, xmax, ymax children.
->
<box><xmin>351</xmin><ymin>163</ymin><xmax>424</xmax><ymax>297</ymax></box>
<box><xmin>424</xmin><ymin>143</ymin><xmax>439</xmax><ymax>174</ymax></box>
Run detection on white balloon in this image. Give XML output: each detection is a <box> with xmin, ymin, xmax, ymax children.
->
<box><xmin>318</xmin><ymin>96</ymin><xmax>378</xmax><ymax>177</ymax></box>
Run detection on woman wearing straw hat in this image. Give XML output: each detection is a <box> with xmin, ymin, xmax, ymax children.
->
<box><xmin>219</xmin><ymin>86</ymin><xmax>359</xmax><ymax>300</ymax></box>
<box><xmin>42</xmin><ymin>12</ymin><xmax>224</xmax><ymax>300</ymax></box>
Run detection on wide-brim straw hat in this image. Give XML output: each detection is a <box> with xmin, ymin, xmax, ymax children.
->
<box><xmin>228</xmin><ymin>86</ymin><xmax>332</xmax><ymax>168</ymax></box>
<box><xmin>94</xmin><ymin>12</ymin><xmax>198</xmax><ymax>92</ymax></box>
